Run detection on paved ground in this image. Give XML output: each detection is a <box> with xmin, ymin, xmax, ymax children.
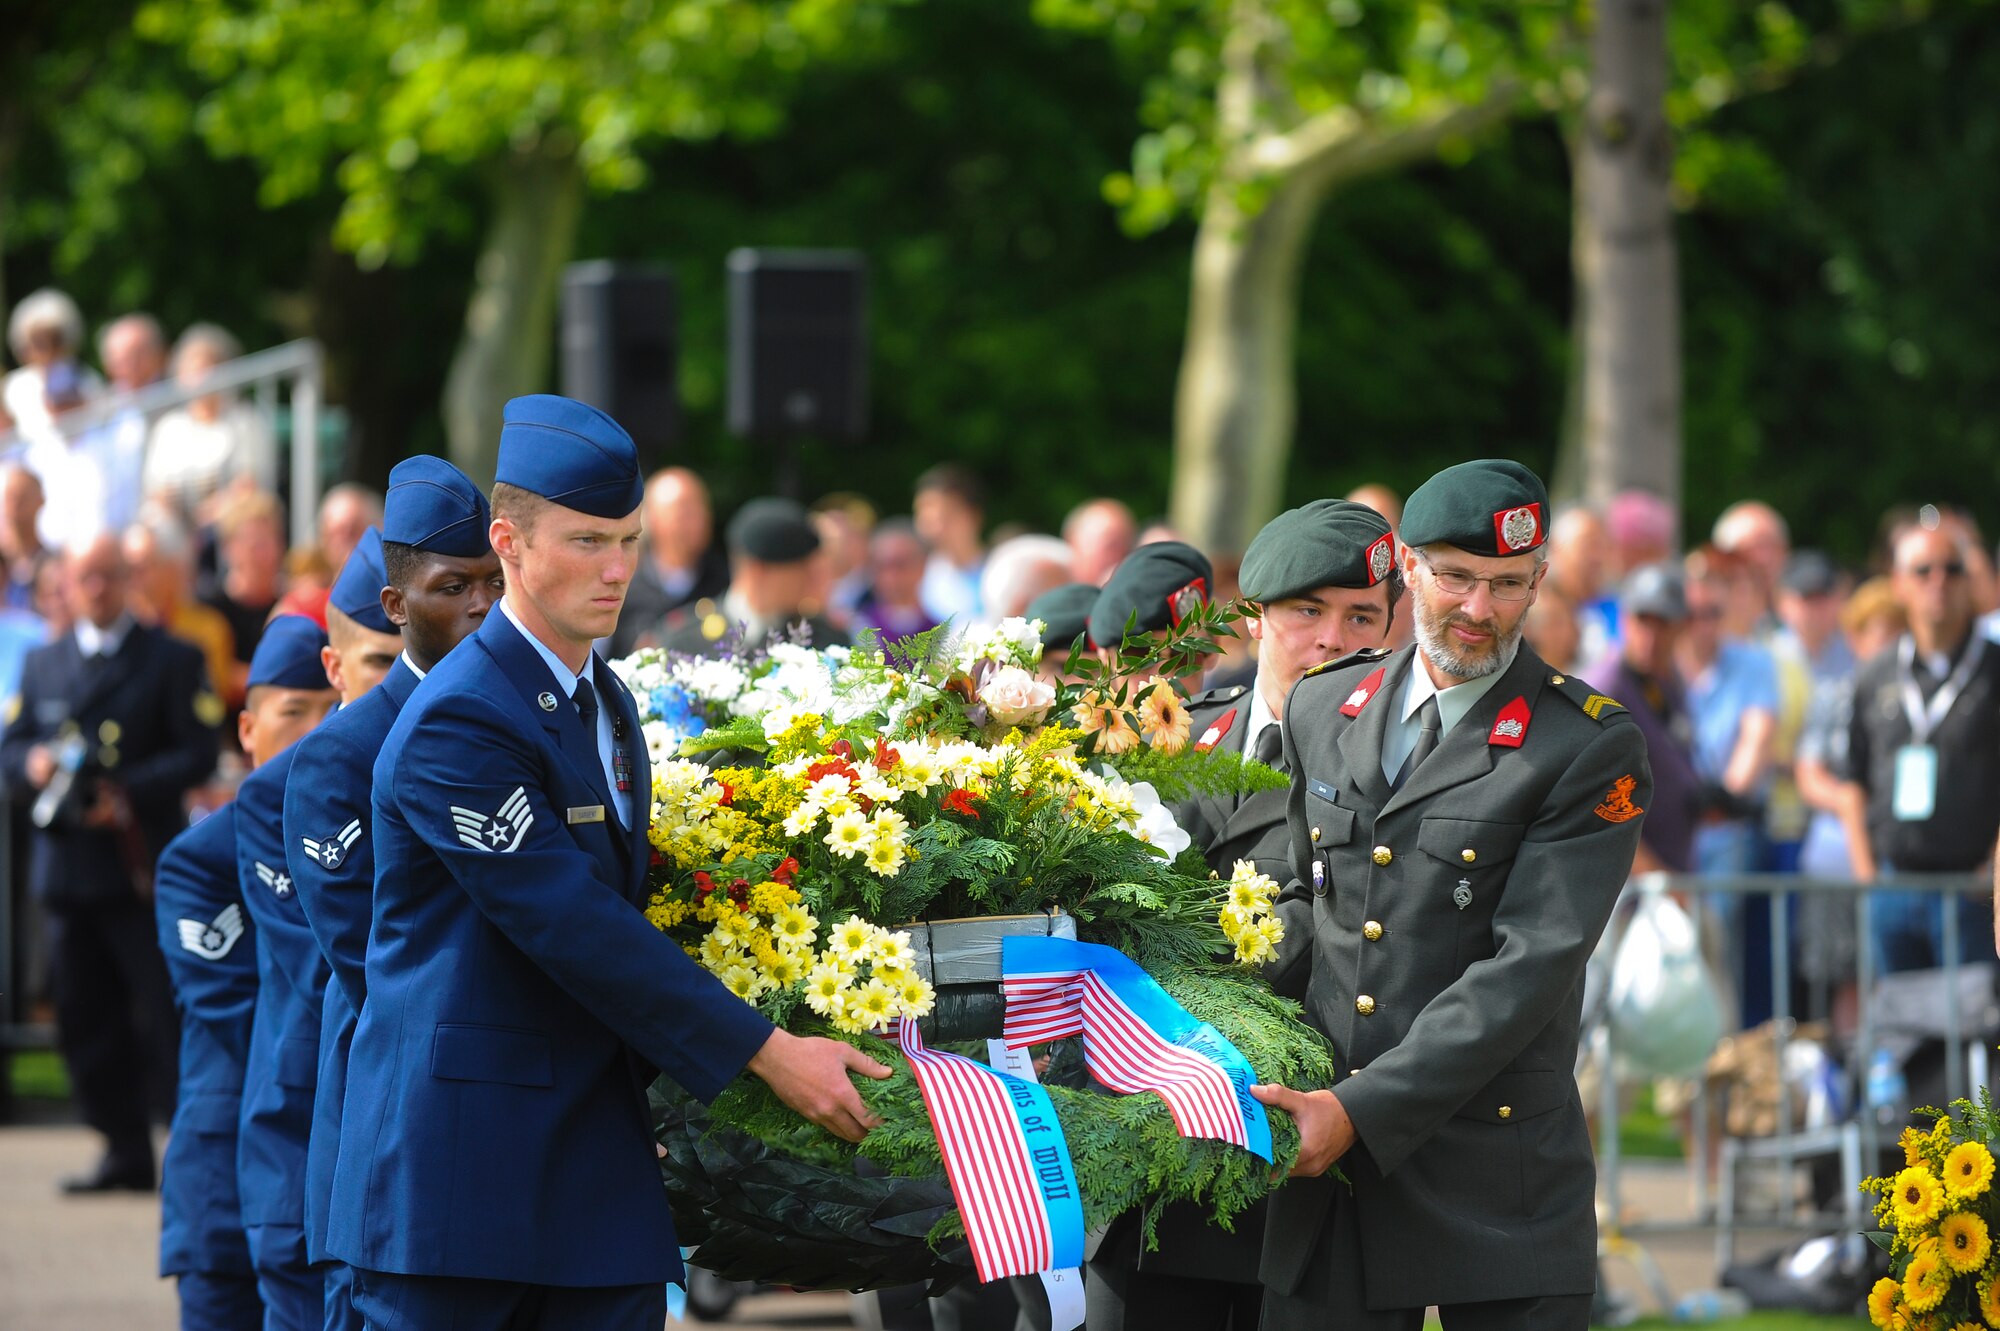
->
<box><xmin>0</xmin><ymin>1122</ymin><xmax>1834</xmax><ymax>1330</ymax></box>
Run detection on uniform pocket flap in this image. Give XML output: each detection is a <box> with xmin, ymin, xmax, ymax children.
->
<box><xmin>1454</xmin><ymin>1067</ymin><xmax>1571</xmax><ymax>1124</ymax></box>
<box><xmin>431</xmin><ymin>1023</ymin><xmax>553</xmax><ymax>1087</ymax></box>
<box><xmin>275</xmin><ymin>1035</ymin><xmax>319</xmax><ymax>1089</ymax></box>
<box><xmin>1416</xmin><ymin>816</ymin><xmax>1525</xmax><ymax>868</ymax></box>
<box><xmin>177</xmin><ymin>1090</ymin><xmax>242</xmax><ymax>1133</ymax></box>
<box><xmin>1310</xmin><ymin>804</ymin><xmax>1357</xmax><ymax>846</ymax></box>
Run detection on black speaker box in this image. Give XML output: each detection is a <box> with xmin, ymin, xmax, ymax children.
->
<box><xmin>726</xmin><ymin>248</ymin><xmax>867</xmax><ymax>441</ymax></box>
<box><xmin>561</xmin><ymin>261</ymin><xmax>679</xmax><ymax>459</ymax></box>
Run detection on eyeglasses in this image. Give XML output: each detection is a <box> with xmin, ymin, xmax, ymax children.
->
<box><xmin>1414</xmin><ymin>550</ymin><xmax>1538</xmax><ymax>601</ymax></box>
<box><xmin>1904</xmin><ymin>562</ymin><xmax>1967</xmax><ymax>580</ymax></box>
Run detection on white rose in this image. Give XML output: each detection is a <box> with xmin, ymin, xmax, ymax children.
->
<box><xmin>978</xmin><ymin>664</ymin><xmax>1055</xmax><ymax>728</ymax></box>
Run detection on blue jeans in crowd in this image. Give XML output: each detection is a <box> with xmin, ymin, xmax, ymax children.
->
<box><xmin>1867</xmin><ymin>865</ymin><xmax>1991</xmax><ymax>975</ymax></box>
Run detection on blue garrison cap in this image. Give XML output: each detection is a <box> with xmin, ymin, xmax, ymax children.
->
<box><xmin>327</xmin><ymin>528</ymin><xmax>396</xmax><ymax>635</ymax></box>
<box><xmin>248</xmin><ymin>615</ymin><xmax>333</xmax><ymax>692</ymax></box>
<box><xmin>384</xmin><ymin>455</ymin><xmax>491</xmax><ymax>557</ymax></box>
<box><xmin>494</xmin><ymin>394</ymin><xmax>643</xmax><ymax>518</ymax></box>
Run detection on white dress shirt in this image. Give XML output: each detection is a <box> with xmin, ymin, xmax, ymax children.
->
<box><xmin>501</xmin><ymin>598</ymin><xmax>630</xmax><ymax>828</ymax></box>
<box><xmin>1380</xmin><ymin>645</ymin><xmax>1517</xmax><ymax>785</ymax></box>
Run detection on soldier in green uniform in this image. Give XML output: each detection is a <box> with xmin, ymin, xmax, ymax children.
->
<box><xmin>652</xmin><ymin>497</ymin><xmax>848</xmax><ymax>655</ymax></box>
<box><xmin>1250</xmin><ymin>460</ymin><xmax>1651</xmax><ymax>1331</ymax></box>
<box><xmin>1086</xmin><ymin>501</ymin><xmax>1400</xmax><ymax>1330</ymax></box>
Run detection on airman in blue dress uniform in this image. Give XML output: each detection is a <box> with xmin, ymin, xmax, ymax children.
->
<box><xmin>157</xmin><ymin>620</ymin><xmax>339</xmax><ymax>1330</ymax></box>
<box><xmin>285</xmin><ymin>460</ymin><xmax>503</xmax><ymax>1331</ymax></box>
<box><xmin>233</xmin><ymin>614</ymin><xmax>344</xmax><ymax>1329</ymax></box>
<box><xmin>330</xmin><ymin>394</ymin><xmax>889</xmax><ymax>1331</ymax></box>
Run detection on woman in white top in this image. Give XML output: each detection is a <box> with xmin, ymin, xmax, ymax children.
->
<box><xmin>3</xmin><ymin>288</ymin><xmax>105</xmax><ymax>447</ymax></box>
<box><xmin>143</xmin><ymin>323</ymin><xmax>277</xmax><ymax>524</ymax></box>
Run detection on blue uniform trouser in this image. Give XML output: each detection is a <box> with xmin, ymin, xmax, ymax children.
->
<box><xmin>324</xmin><ymin>1261</ymin><xmax>365</xmax><ymax>1331</ymax></box>
<box><xmin>244</xmin><ymin>1224</ymin><xmax>319</xmax><ymax>1331</ymax></box>
<box><xmin>177</xmin><ymin>1270</ymin><xmax>264</xmax><ymax>1331</ymax></box>
<box><xmin>348</xmin><ymin>1268</ymin><xmax>667</xmax><ymax>1331</ymax></box>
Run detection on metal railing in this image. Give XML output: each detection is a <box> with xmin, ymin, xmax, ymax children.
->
<box><xmin>0</xmin><ymin>339</ymin><xmax>327</xmax><ymax>549</ymax></box>
<box><xmin>1594</xmin><ymin>870</ymin><xmax>1991</xmax><ymax>1272</ymax></box>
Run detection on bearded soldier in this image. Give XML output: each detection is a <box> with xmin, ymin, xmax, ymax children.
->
<box><xmin>1251</xmin><ymin>460</ymin><xmax>1651</xmax><ymax>1331</ymax></box>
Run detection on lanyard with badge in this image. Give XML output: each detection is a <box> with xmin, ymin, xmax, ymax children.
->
<box><xmin>1891</xmin><ymin>634</ymin><xmax>1985</xmax><ymax>821</ymax></box>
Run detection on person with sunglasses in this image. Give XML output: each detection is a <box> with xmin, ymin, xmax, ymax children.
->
<box><xmin>1834</xmin><ymin>519</ymin><xmax>2000</xmax><ymax>974</ymax></box>
<box><xmin>1248</xmin><ymin>459</ymin><xmax>1650</xmax><ymax>1331</ymax></box>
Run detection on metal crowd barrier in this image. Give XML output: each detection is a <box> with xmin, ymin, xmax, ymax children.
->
<box><xmin>0</xmin><ymin>338</ymin><xmax>328</xmax><ymax>549</ymax></box>
<box><xmin>1595</xmin><ymin>870</ymin><xmax>1992</xmax><ymax>1274</ymax></box>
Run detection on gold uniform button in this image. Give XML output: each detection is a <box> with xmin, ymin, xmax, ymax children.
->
<box><xmin>1355</xmin><ymin>995</ymin><xmax>1376</xmax><ymax>1016</ymax></box>
<box><xmin>98</xmin><ymin>720</ymin><xmax>122</xmax><ymax>744</ymax></box>
<box><xmin>1311</xmin><ymin>826</ymin><xmax>1321</xmax><ymax>843</ymax></box>
<box><xmin>1371</xmin><ymin>846</ymin><xmax>1393</xmax><ymax>866</ymax></box>
<box><xmin>1461</xmin><ymin>848</ymin><xmax>1477</xmax><ymax>864</ymax></box>
<box><xmin>1498</xmin><ymin>1105</ymin><xmax>1513</xmax><ymax>1120</ymax></box>
<box><xmin>1551</xmin><ymin>675</ymin><xmax>1566</xmax><ymax>685</ymax></box>
<box><xmin>1362</xmin><ymin>921</ymin><xmax>1384</xmax><ymax>941</ymax></box>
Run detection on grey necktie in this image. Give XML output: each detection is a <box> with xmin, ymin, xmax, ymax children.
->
<box><xmin>1394</xmin><ymin>695</ymin><xmax>1441</xmax><ymax>789</ymax></box>
<box><xmin>1254</xmin><ymin>723</ymin><xmax>1284</xmax><ymax>771</ymax></box>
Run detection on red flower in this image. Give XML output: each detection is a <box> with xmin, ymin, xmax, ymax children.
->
<box><xmin>717</xmin><ymin>781</ymin><xmax>735</xmax><ymax>807</ymax></box>
<box><xmin>806</xmin><ymin>758</ymin><xmax>859</xmax><ymax>787</ymax></box>
<box><xmin>772</xmin><ymin>856</ymin><xmax>799</xmax><ymax>885</ymax></box>
<box><xmin>728</xmin><ymin>877</ymin><xmax>750</xmax><ymax>903</ymax></box>
<box><xmin>828</xmin><ymin>739</ymin><xmax>856</xmax><ymax>761</ymax></box>
<box><xmin>872</xmin><ymin>737</ymin><xmax>901</xmax><ymax>771</ymax></box>
<box><xmin>693</xmin><ymin>871</ymin><xmax>715</xmax><ymax>896</ymax></box>
<box><xmin>941</xmin><ymin>788</ymin><xmax>982</xmax><ymax>820</ymax></box>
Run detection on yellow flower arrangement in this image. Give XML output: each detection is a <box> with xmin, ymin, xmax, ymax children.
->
<box><xmin>1906</xmin><ymin>1239</ymin><xmax>1953</xmax><ymax>1312</ymax></box>
<box><xmin>1215</xmin><ymin>860</ymin><xmax>1283</xmax><ymax>965</ymax></box>
<box><xmin>1896</xmin><ymin>1167</ymin><xmax>1948</xmax><ymax>1231</ymax></box>
<box><xmin>1866</xmin><ymin>1102</ymin><xmax>2000</xmax><ymax>1331</ymax></box>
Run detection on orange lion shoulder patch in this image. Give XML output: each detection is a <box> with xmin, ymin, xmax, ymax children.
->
<box><xmin>1594</xmin><ymin>775</ymin><xmax>1644</xmax><ymax>824</ymax></box>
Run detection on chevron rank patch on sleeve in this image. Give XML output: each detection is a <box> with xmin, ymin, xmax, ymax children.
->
<box><xmin>452</xmin><ymin>787</ymin><xmax>533</xmax><ymax>853</ymax></box>
<box><xmin>255</xmin><ymin>861</ymin><xmax>293</xmax><ymax>899</ymax></box>
<box><xmin>302</xmin><ymin>818</ymin><xmax>364</xmax><ymax>870</ymax></box>
<box><xmin>178</xmin><ymin>903</ymin><xmax>246</xmax><ymax>960</ymax></box>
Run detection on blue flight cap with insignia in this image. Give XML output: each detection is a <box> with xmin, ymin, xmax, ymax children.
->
<box><xmin>1400</xmin><ymin>459</ymin><xmax>1551</xmax><ymax>558</ymax></box>
<box><xmin>1026</xmin><ymin>582</ymin><xmax>1099</xmax><ymax>653</ymax></box>
<box><xmin>384</xmin><ymin>455</ymin><xmax>491</xmax><ymax>557</ymax></box>
<box><xmin>1238</xmin><ymin>500</ymin><xmax>1396</xmax><ymax>603</ymax></box>
<box><xmin>726</xmin><ymin>497</ymin><xmax>820</xmax><ymax>563</ymax></box>
<box><xmin>1087</xmin><ymin>541</ymin><xmax>1213</xmax><ymax>646</ymax></box>
<box><xmin>494</xmin><ymin>394</ymin><xmax>644</xmax><ymax>518</ymax></box>
<box><xmin>327</xmin><ymin>528</ymin><xmax>395</xmax><ymax>635</ymax></box>
<box><xmin>248</xmin><ymin>615</ymin><xmax>333</xmax><ymax>691</ymax></box>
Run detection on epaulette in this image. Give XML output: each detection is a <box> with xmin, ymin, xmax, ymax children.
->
<box><xmin>1543</xmin><ymin>670</ymin><xmax>1629</xmax><ymax>723</ymax></box>
<box><xmin>1300</xmin><ymin>647</ymin><xmax>1392</xmax><ymax>682</ymax></box>
<box><xmin>1186</xmin><ymin>681</ymin><xmax>1249</xmax><ymax>709</ymax></box>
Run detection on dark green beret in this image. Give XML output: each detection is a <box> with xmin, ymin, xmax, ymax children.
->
<box><xmin>726</xmin><ymin>497</ymin><xmax>819</xmax><ymax>563</ymax></box>
<box><xmin>1238</xmin><ymin>500</ymin><xmax>1396</xmax><ymax>603</ymax></box>
<box><xmin>1399</xmin><ymin>459</ymin><xmax>1549</xmax><ymax>558</ymax></box>
<box><xmin>1026</xmin><ymin>582</ymin><xmax>1099</xmax><ymax>652</ymax></box>
<box><xmin>1087</xmin><ymin>541</ymin><xmax>1213</xmax><ymax>646</ymax></box>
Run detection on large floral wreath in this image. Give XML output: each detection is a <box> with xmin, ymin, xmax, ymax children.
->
<box><xmin>613</xmin><ymin>611</ymin><xmax>1330</xmax><ymax>1289</ymax></box>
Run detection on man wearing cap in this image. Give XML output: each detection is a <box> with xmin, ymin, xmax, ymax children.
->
<box><xmin>1249</xmin><ymin>460</ymin><xmax>1651</xmax><ymax>1331</ymax></box>
<box><xmin>285</xmin><ymin>459</ymin><xmax>504</xmax><ymax>1330</ymax></box>
<box><xmin>157</xmin><ymin>617</ymin><xmax>339</xmax><ymax>1330</ymax></box>
<box><xmin>232</xmin><ymin>613</ymin><xmax>351</xmax><ymax>1329</ymax></box>
<box><xmin>1027</xmin><ymin>582</ymin><xmax>1098</xmax><ymax>683</ymax></box>
<box><xmin>653</xmin><ymin>496</ymin><xmax>848</xmax><ymax>655</ymax></box>
<box><xmin>1</xmin><ymin>531</ymin><xmax>224</xmax><ymax>1194</ymax></box>
<box><xmin>331</xmin><ymin>395</ymin><xmax>888</xmax><ymax>1330</ymax></box>
<box><xmin>1085</xmin><ymin>501</ymin><xmax>1400</xmax><ymax>1331</ymax></box>
<box><xmin>1085</xmin><ymin>541</ymin><xmax>1214</xmax><ymax>680</ymax></box>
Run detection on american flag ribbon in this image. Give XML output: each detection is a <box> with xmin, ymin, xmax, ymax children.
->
<box><xmin>892</xmin><ymin>1020</ymin><xmax>1084</xmax><ymax>1283</ymax></box>
<box><xmin>1000</xmin><ymin>935</ymin><xmax>1273</xmax><ymax>1163</ymax></box>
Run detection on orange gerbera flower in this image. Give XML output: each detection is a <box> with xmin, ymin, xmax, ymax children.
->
<box><xmin>1135</xmin><ymin>680</ymin><xmax>1192</xmax><ymax>754</ymax></box>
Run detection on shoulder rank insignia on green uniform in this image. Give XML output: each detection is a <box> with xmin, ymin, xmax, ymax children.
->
<box><xmin>1301</xmin><ymin>646</ymin><xmax>1391</xmax><ymax>682</ymax></box>
<box><xmin>1544</xmin><ymin>672</ymin><xmax>1627</xmax><ymax>723</ymax></box>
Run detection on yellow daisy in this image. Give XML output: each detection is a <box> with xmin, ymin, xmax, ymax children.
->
<box><xmin>1893</xmin><ymin>1167</ymin><xmax>1946</xmax><ymax>1230</ymax></box>
<box><xmin>823</xmin><ymin>811</ymin><xmax>870</xmax><ymax>859</ymax></box>
<box><xmin>1869</xmin><ymin>1277</ymin><xmax>1902</xmax><ymax>1331</ymax></box>
<box><xmin>1945</xmin><ymin>1142</ymin><xmax>1996</xmax><ymax>1201</ymax></box>
<box><xmin>864</xmin><ymin>835</ymin><xmax>908</xmax><ymax>877</ymax></box>
<box><xmin>1954</xmin><ymin>1322</ymin><xmax>1986</xmax><ymax>1331</ymax></box>
<box><xmin>717</xmin><ymin>963</ymin><xmax>763</xmax><ymax>1003</ymax></box>
<box><xmin>771</xmin><ymin>904</ymin><xmax>818</xmax><ymax>946</ymax></box>
<box><xmin>1903</xmin><ymin>1127</ymin><xmax>1931</xmax><ymax>1168</ymax></box>
<box><xmin>872</xmin><ymin>930</ymin><xmax>914</xmax><ymax>970</ymax></box>
<box><xmin>1982</xmin><ymin>1278</ymin><xmax>2000</xmax><ymax>1331</ymax></box>
<box><xmin>762</xmin><ymin>952</ymin><xmax>804</xmax><ymax>989</ymax></box>
<box><xmin>895</xmin><ymin>974</ymin><xmax>936</xmax><ymax>1020</ymax></box>
<box><xmin>849</xmin><ymin>979</ymin><xmax>897</xmax><ymax>1032</ymax></box>
<box><xmin>1905</xmin><ymin>1240</ymin><xmax>1951</xmax><ymax>1313</ymax></box>
<box><xmin>1233</xmin><ymin>930</ymin><xmax>1275</xmax><ymax>966</ymax></box>
<box><xmin>1941</xmin><ymin>1211</ymin><xmax>1991</xmax><ymax>1274</ymax></box>
<box><xmin>802</xmin><ymin>963</ymin><xmax>851</xmax><ymax>1017</ymax></box>
<box><xmin>829</xmin><ymin>915</ymin><xmax>877</xmax><ymax>964</ymax></box>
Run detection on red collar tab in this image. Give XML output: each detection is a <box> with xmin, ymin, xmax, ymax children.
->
<box><xmin>1340</xmin><ymin>666</ymin><xmax>1387</xmax><ymax>717</ymax></box>
<box><xmin>1363</xmin><ymin>534</ymin><xmax>1396</xmax><ymax>586</ymax></box>
<box><xmin>1195</xmin><ymin>707</ymin><xmax>1237</xmax><ymax>753</ymax></box>
<box><xmin>1493</xmin><ymin>503</ymin><xmax>1545</xmax><ymax>554</ymax></box>
<box><xmin>1488</xmin><ymin>695</ymin><xmax>1531</xmax><ymax>747</ymax></box>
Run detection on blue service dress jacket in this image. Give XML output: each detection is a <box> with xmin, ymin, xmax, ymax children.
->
<box><xmin>284</xmin><ymin>658</ymin><xmax>419</xmax><ymax>1260</ymax></box>
<box><xmin>328</xmin><ymin>608</ymin><xmax>774</xmax><ymax>1287</ymax></box>
<box><xmin>234</xmin><ymin>737</ymin><xmax>332</xmax><ymax>1242</ymax></box>
<box><xmin>155</xmin><ymin>804</ymin><xmax>259</xmax><ymax>1279</ymax></box>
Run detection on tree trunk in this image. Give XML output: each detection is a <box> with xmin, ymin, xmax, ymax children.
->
<box><xmin>442</xmin><ymin>148</ymin><xmax>587</xmax><ymax>482</ymax></box>
<box><xmin>1574</xmin><ymin>0</ymin><xmax>1680</xmax><ymax>514</ymax></box>
<box><xmin>1167</xmin><ymin>174</ymin><xmax>1328</xmax><ymax>557</ymax></box>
